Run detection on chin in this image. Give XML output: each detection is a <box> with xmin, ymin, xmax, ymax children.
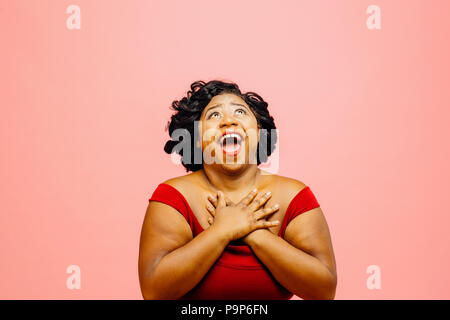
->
<box><xmin>219</xmin><ymin>160</ymin><xmax>247</xmax><ymax>174</ymax></box>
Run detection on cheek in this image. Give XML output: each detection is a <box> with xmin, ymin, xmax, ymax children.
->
<box><xmin>245</xmin><ymin>125</ymin><xmax>260</xmax><ymax>147</ymax></box>
<box><xmin>200</xmin><ymin>124</ymin><xmax>220</xmax><ymax>146</ymax></box>
<box><xmin>244</xmin><ymin>117</ymin><xmax>259</xmax><ymax>132</ymax></box>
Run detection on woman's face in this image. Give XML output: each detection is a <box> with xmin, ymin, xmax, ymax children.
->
<box><xmin>197</xmin><ymin>93</ymin><xmax>260</xmax><ymax>170</ymax></box>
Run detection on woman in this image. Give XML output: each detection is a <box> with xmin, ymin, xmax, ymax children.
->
<box><xmin>138</xmin><ymin>80</ymin><xmax>337</xmax><ymax>300</ymax></box>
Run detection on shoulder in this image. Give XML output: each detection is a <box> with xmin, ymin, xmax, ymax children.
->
<box><xmin>161</xmin><ymin>171</ymin><xmax>200</xmax><ymax>195</ymax></box>
<box><xmin>275</xmin><ymin>175</ymin><xmax>307</xmax><ymax>190</ymax></box>
<box><xmin>268</xmin><ymin>173</ymin><xmax>307</xmax><ymax>192</ymax></box>
<box><xmin>267</xmin><ymin>174</ymin><xmax>308</xmax><ymax>204</ymax></box>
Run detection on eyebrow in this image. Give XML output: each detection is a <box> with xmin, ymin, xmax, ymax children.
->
<box><xmin>205</xmin><ymin>103</ymin><xmax>248</xmax><ymax>114</ymax></box>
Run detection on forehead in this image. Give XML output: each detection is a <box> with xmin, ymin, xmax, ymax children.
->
<box><xmin>205</xmin><ymin>93</ymin><xmax>247</xmax><ymax>108</ymax></box>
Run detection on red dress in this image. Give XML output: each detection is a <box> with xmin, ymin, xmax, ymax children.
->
<box><xmin>148</xmin><ymin>183</ymin><xmax>320</xmax><ymax>300</ymax></box>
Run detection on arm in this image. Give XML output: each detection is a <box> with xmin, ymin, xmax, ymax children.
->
<box><xmin>138</xmin><ymin>201</ymin><xmax>229</xmax><ymax>300</ymax></box>
<box><xmin>244</xmin><ymin>207</ymin><xmax>337</xmax><ymax>300</ymax></box>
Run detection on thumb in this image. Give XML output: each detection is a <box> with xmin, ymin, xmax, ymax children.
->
<box><xmin>217</xmin><ymin>191</ymin><xmax>227</xmax><ymax>207</ymax></box>
<box><xmin>224</xmin><ymin>196</ymin><xmax>234</xmax><ymax>207</ymax></box>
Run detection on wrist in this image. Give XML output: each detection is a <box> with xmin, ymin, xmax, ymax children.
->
<box><xmin>209</xmin><ymin>225</ymin><xmax>232</xmax><ymax>244</ymax></box>
<box><xmin>244</xmin><ymin>229</ymin><xmax>270</xmax><ymax>246</ymax></box>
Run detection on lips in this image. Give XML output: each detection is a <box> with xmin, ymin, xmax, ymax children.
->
<box><xmin>219</xmin><ymin>130</ymin><xmax>244</xmax><ymax>156</ymax></box>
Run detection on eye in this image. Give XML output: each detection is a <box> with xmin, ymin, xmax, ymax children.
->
<box><xmin>235</xmin><ymin>108</ymin><xmax>247</xmax><ymax>116</ymax></box>
<box><xmin>208</xmin><ymin>111</ymin><xmax>220</xmax><ymax>119</ymax></box>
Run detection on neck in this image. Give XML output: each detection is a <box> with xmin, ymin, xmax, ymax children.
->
<box><xmin>201</xmin><ymin>164</ymin><xmax>261</xmax><ymax>194</ymax></box>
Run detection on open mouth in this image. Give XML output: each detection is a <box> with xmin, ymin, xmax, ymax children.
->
<box><xmin>219</xmin><ymin>132</ymin><xmax>243</xmax><ymax>156</ymax></box>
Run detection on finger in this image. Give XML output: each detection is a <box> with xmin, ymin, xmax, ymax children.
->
<box><xmin>207</xmin><ymin>194</ymin><xmax>217</xmax><ymax>208</ymax></box>
<box><xmin>206</xmin><ymin>203</ymin><xmax>216</xmax><ymax>216</ymax></box>
<box><xmin>250</xmin><ymin>191</ymin><xmax>272</xmax><ymax>212</ymax></box>
<box><xmin>255</xmin><ymin>204</ymin><xmax>279</xmax><ymax>220</ymax></box>
<box><xmin>238</xmin><ymin>188</ymin><xmax>258</xmax><ymax>206</ymax></box>
<box><xmin>255</xmin><ymin>219</ymin><xmax>280</xmax><ymax>229</ymax></box>
<box><xmin>217</xmin><ymin>191</ymin><xmax>226</xmax><ymax>207</ymax></box>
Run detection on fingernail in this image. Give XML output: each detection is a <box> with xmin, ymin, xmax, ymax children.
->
<box><xmin>266</xmin><ymin>191</ymin><xmax>271</xmax><ymax>196</ymax></box>
<box><xmin>253</xmin><ymin>188</ymin><xmax>257</xmax><ymax>193</ymax></box>
<box><xmin>274</xmin><ymin>204</ymin><xmax>279</xmax><ymax>208</ymax></box>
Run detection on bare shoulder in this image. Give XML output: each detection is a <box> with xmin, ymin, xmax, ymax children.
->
<box><xmin>274</xmin><ymin>175</ymin><xmax>307</xmax><ymax>190</ymax></box>
<box><xmin>161</xmin><ymin>172</ymin><xmax>199</xmax><ymax>194</ymax></box>
<box><xmin>266</xmin><ymin>173</ymin><xmax>308</xmax><ymax>202</ymax></box>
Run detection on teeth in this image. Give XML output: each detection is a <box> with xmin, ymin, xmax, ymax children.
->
<box><xmin>220</xmin><ymin>133</ymin><xmax>242</xmax><ymax>145</ymax></box>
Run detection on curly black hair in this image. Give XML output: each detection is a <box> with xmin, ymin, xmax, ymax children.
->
<box><xmin>163</xmin><ymin>80</ymin><xmax>277</xmax><ymax>172</ymax></box>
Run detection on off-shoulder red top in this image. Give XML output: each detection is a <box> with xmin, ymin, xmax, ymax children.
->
<box><xmin>148</xmin><ymin>183</ymin><xmax>320</xmax><ymax>300</ymax></box>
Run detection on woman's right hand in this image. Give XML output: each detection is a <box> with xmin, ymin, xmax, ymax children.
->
<box><xmin>208</xmin><ymin>189</ymin><xmax>280</xmax><ymax>242</ymax></box>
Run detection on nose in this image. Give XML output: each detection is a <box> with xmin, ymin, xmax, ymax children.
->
<box><xmin>219</xmin><ymin>111</ymin><xmax>239</xmax><ymax>128</ymax></box>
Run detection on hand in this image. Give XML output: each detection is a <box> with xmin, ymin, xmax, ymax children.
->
<box><xmin>205</xmin><ymin>189</ymin><xmax>280</xmax><ymax>243</ymax></box>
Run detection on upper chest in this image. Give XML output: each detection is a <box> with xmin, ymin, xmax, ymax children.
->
<box><xmin>184</xmin><ymin>181</ymin><xmax>294</xmax><ymax>235</ymax></box>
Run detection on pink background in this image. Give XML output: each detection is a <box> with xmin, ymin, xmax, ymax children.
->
<box><xmin>1</xmin><ymin>0</ymin><xmax>449</xmax><ymax>299</ymax></box>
